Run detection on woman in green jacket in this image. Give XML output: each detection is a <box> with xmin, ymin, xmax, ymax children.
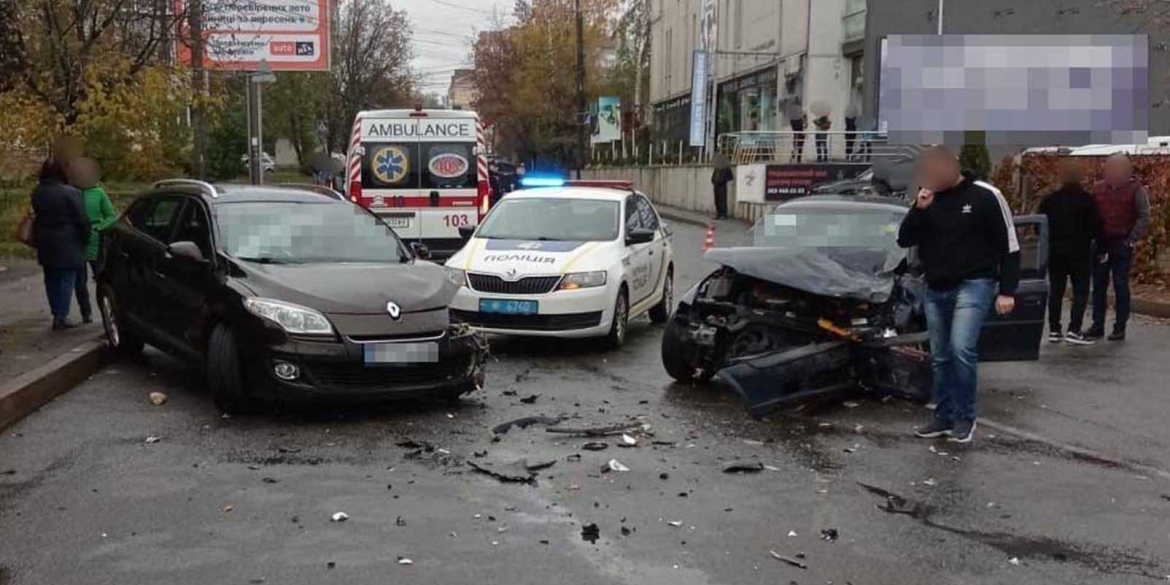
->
<box><xmin>67</xmin><ymin>158</ymin><xmax>116</xmax><ymax>323</ymax></box>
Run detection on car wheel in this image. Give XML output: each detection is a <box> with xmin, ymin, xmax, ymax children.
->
<box><xmin>604</xmin><ymin>287</ymin><xmax>629</xmax><ymax>349</ymax></box>
<box><xmin>207</xmin><ymin>323</ymin><xmax>253</xmax><ymax>414</ymax></box>
<box><xmin>648</xmin><ymin>267</ymin><xmax>674</xmax><ymax>324</ymax></box>
<box><xmin>661</xmin><ymin>319</ymin><xmax>711</xmax><ymax>381</ymax></box>
<box><xmin>98</xmin><ymin>287</ymin><xmax>144</xmax><ymax>357</ymax></box>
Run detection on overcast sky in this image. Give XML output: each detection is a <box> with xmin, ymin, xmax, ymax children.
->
<box><xmin>399</xmin><ymin>0</ymin><xmax>514</xmax><ymax>98</ymax></box>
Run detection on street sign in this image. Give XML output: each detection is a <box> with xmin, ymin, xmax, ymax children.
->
<box><xmin>175</xmin><ymin>0</ymin><xmax>331</xmax><ymax>71</ymax></box>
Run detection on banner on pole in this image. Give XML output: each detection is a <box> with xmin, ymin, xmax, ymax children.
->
<box><xmin>689</xmin><ymin>50</ymin><xmax>710</xmax><ymax>147</ymax></box>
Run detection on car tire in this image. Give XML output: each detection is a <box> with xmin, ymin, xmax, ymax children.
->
<box><xmin>661</xmin><ymin>319</ymin><xmax>710</xmax><ymax>382</ymax></box>
<box><xmin>97</xmin><ymin>287</ymin><xmax>144</xmax><ymax>357</ymax></box>
<box><xmin>604</xmin><ymin>287</ymin><xmax>629</xmax><ymax>350</ymax></box>
<box><xmin>648</xmin><ymin>267</ymin><xmax>674</xmax><ymax>324</ymax></box>
<box><xmin>207</xmin><ymin>323</ymin><xmax>253</xmax><ymax>414</ymax></box>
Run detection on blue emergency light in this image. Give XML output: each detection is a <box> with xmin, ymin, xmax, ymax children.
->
<box><xmin>519</xmin><ymin>176</ymin><xmax>566</xmax><ymax>188</ymax></box>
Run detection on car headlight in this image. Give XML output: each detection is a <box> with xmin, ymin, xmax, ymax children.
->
<box><xmin>243</xmin><ymin>297</ymin><xmax>334</xmax><ymax>335</ymax></box>
<box><xmin>558</xmin><ymin>271</ymin><xmax>607</xmax><ymax>290</ymax></box>
<box><xmin>445</xmin><ymin>266</ymin><xmax>468</xmax><ymax>287</ymax></box>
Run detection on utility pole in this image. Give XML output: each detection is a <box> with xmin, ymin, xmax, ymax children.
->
<box><xmin>574</xmin><ymin>0</ymin><xmax>587</xmax><ymax>179</ymax></box>
<box><xmin>189</xmin><ymin>0</ymin><xmax>207</xmax><ymax>179</ymax></box>
<box><xmin>937</xmin><ymin>0</ymin><xmax>944</xmax><ymax>34</ymax></box>
<box><xmin>248</xmin><ymin>62</ymin><xmax>277</xmax><ymax>185</ymax></box>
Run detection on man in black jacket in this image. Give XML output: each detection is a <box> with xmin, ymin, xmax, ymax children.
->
<box><xmin>1038</xmin><ymin>160</ymin><xmax>1101</xmax><ymax>345</ymax></box>
<box><xmin>897</xmin><ymin>146</ymin><xmax>1020</xmax><ymax>444</ymax></box>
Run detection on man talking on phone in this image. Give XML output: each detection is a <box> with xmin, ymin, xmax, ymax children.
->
<box><xmin>897</xmin><ymin>146</ymin><xmax>1020</xmax><ymax>444</ymax></box>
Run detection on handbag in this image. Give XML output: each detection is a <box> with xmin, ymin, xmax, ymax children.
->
<box><xmin>16</xmin><ymin>210</ymin><xmax>35</xmax><ymax>247</ymax></box>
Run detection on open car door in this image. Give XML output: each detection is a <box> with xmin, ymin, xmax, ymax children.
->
<box><xmin>979</xmin><ymin>215</ymin><xmax>1048</xmax><ymax>361</ymax></box>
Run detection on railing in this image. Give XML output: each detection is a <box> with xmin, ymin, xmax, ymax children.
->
<box><xmin>716</xmin><ymin>131</ymin><xmax>921</xmax><ymax>165</ymax></box>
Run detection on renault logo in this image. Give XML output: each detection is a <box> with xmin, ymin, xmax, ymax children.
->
<box><xmin>386</xmin><ymin>301</ymin><xmax>402</xmax><ymax>320</ymax></box>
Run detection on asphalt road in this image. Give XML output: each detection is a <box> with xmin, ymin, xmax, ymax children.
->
<box><xmin>2</xmin><ymin>221</ymin><xmax>1169</xmax><ymax>585</ymax></box>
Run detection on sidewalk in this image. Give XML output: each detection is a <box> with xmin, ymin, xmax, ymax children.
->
<box><xmin>655</xmin><ymin>203</ymin><xmax>750</xmax><ymax>231</ymax></box>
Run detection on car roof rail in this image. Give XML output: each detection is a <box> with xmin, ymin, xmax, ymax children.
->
<box><xmin>153</xmin><ymin>179</ymin><xmax>219</xmax><ymax>198</ymax></box>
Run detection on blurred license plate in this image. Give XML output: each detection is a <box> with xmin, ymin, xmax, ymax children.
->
<box><xmin>480</xmin><ymin>299</ymin><xmax>538</xmax><ymax>315</ymax></box>
<box><xmin>384</xmin><ymin>216</ymin><xmax>411</xmax><ymax>228</ymax></box>
<box><xmin>363</xmin><ymin>342</ymin><xmax>439</xmax><ymax>365</ymax></box>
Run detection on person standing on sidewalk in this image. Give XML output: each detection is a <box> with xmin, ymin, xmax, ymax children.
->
<box><xmin>711</xmin><ymin>154</ymin><xmax>733</xmax><ymax>220</ymax></box>
<box><xmin>1086</xmin><ymin>153</ymin><xmax>1151</xmax><ymax>341</ymax></box>
<box><xmin>786</xmin><ymin>101</ymin><xmax>806</xmax><ymax>163</ymax></box>
<box><xmin>813</xmin><ymin>114</ymin><xmax>832</xmax><ymax>162</ymax></box>
<box><xmin>67</xmin><ymin>157</ymin><xmax>117</xmax><ymax>324</ymax></box>
<box><xmin>31</xmin><ymin>156</ymin><xmax>90</xmax><ymax>330</ymax></box>
<box><xmin>897</xmin><ymin>146</ymin><xmax>1020</xmax><ymax>444</ymax></box>
<box><xmin>1038</xmin><ymin>160</ymin><xmax>1101</xmax><ymax>345</ymax></box>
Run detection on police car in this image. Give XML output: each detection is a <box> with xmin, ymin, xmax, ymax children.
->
<box><xmin>445</xmin><ymin>179</ymin><xmax>675</xmax><ymax>348</ymax></box>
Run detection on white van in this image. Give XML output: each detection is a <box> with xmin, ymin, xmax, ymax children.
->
<box><xmin>345</xmin><ymin>108</ymin><xmax>490</xmax><ymax>259</ymax></box>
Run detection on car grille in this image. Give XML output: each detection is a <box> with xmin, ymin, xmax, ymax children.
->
<box><xmin>467</xmin><ymin>273</ymin><xmax>561</xmax><ymax>295</ymax></box>
<box><xmin>304</xmin><ymin>360</ymin><xmax>467</xmax><ymax>390</ymax></box>
<box><xmin>450</xmin><ymin>309</ymin><xmax>603</xmax><ymax>331</ymax></box>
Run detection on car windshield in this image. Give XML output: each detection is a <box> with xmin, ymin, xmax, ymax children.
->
<box><xmin>751</xmin><ymin>204</ymin><xmax>906</xmax><ymax>254</ymax></box>
<box><xmin>216</xmin><ymin>202</ymin><xmax>409</xmax><ymax>264</ymax></box>
<box><xmin>476</xmin><ymin>197</ymin><xmax>619</xmax><ymax>241</ymax></box>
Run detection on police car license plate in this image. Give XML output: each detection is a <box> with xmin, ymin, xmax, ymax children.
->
<box><xmin>363</xmin><ymin>342</ymin><xmax>439</xmax><ymax>365</ymax></box>
<box><xmin>480</xmin><ymin>299</ymin><xmax>538</xmax><ymax>315</ymax></box>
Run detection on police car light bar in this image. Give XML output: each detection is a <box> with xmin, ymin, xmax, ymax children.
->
<box><xmin>519</xmin><ymin>176</ymin><xmax>566</xmax><ymax>188</ymax></box>
<box><xmin>564</xmin><ymin>180</ymin><xmax>634</xmax><ymax>191</ymax></box>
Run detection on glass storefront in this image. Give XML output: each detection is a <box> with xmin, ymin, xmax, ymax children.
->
<box><xmin>716</xmin><ymin>66</ymin><xmax>779</xmax><ymax>137</ymax></box>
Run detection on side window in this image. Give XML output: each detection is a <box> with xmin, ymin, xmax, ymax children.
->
<box><xmin>635</xmin><ymin>195</ymin><xmax>660</xmax><ymax>231</ymax></box>
<box><xmin>624</xmin><ymin>196</ymin><xmax>643</xmax><ymax>235</ymax></box>
<box><xmin>126</xmin><ymin>199</ymin><xmax>154</xmax><ymax>229</ymax></box>
<box><xmin>172</xmin><ymin>201</ymin><xmax>214</xmax><ymax>258</ymax></box>
<box><xmin>139</xmin><ymin>196</ymin><xmax>184</xmax><ymax>243</ymax></box>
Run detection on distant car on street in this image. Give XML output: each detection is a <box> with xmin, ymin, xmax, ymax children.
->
<box><xmin>240</xmin><ymin>152</ymin><xmax>277</xmax><ymax>173</ymax></box>
<box><xmin>96</xmin><ymin>180</ymin><xmax>487</xmax><ymax>413</ymax></box>
<box><xmin>445</xmin><ymin>179</ymin><xmax>675</xmax><ymax>349</ymax></box>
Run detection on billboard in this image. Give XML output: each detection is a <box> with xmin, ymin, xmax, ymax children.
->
<box><xmin>764</xmin><ymin>163</ymin><xmax>868</xmax><ymax>201</ymax></box>
<box><xmin>176</xmin><ymin>0</ymin><xmax>330</xmax><ymax>71</ymax></box>
<box><xmin>592</xmin><ymin>96</ymin><xmax>621</xmax><ymax>144</ymax></box>
<box><xmin>879</xmin><ymin>35</ymin><xmax>1148</xmax><ymax>145</ymax></box>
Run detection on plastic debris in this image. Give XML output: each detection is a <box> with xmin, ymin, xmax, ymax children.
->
<box><xmin>787</xmin><ymin>530</ymin><xmax>797</xmax><ymax>537</ymax></box>
<box><xmin>742</xmin><ymin>439</ymin><xmax>765</xmax><ymax>446</ymax></box>
<box><xmin>519</xmin><ymin>394</ymin><xmax>540</xmax><ymax>404</ymax></box>
<box><xmin>723</xmin><ymin>461</ymin><xmax>765</xmax><ymax>474</ymax></box>
<box><xmin>843</xmin><ymin>444</ymin><xmax>860</xmax><ymax>453</ymax></box>
<box><xmin>547</xmin><ymin>421</ymin><xmax>643</xmax><ymax>436</ymax></box>
<box><xmin>398</xmin><ymin>557</ymin><xmax>414</xmax><ymax>565</ymax></box>
<box><xmin>602</xmin><ymin>459</ymin><xmax>630</xmax><ymax>473</ymax></box>
<box><xmin>1009</xmin><ymin>557</ymin><xmax>1022</xmax><ymax>566</ymax></box>
<box><xmin>468</xmin><ymin>459</ymin><xmax>537</xmax><ymax>483</ymax></box>
<box><xmin>331</xmin><ymin>512</ymin><xmax>348</xmax><ymax>522</ymax></box>
<box><xmin>144</xmin><ymin>436</ymin><xmax>161</xmax><ymax>444</ymax></box>
<box><xmin>222</xmin><ymin>505</ymin><xmax>234</xmax><ymax>513</ymax></box>
<box><xmin>820</xmin><ymin>528</ymin><xmax>839</xmax><ymax>542</ymax></box>
<box><xmin>667</xmin><ymin>521</ymin><xmax>682</xmax><ymax>527</ymax></box>
<box><xmin>582</xmin><ymin>442</ymin><xmax>608</xmax><ymax>451</ymax></box>
<box><xmin>620</xmin><ymin>434</ymin><xmax>638</xmax><ymax>447</ymax></box>
<box><xmin>148</xmin><ymin>392</ymin><xmax>167</xmax><ymax>405</ymax></box>
<box><xmin>769</xmin><ymin>550</ymin><xmax>808</xmax><ymax>569</ymax></box>
<box><xmin>922</xmin><ymin>478</ymin><xmax>938</xmax><ymax>487</ymax></box>
<box><xmin>491</xmin><ymin>415</ymin><xmax>562</xmax><ymax>435</ymax></box>
<box><xmin>396</xmin><ymin>516</ymin><xmax>407</xmax><ymax>526</ymax></box>
<box><xmin>581</xmin><ymin>523</ymin><xmax>600</xmax><ymax>543</ymax></box>
<box><xmin>262</xmin><ymin>477</ymin><xmax>278</xmax><ymax>484</ymax></box>
<box><xmin>843</xmin><ymin>401</ymin><xmax>860</xmax><ymax>408</ymax></box>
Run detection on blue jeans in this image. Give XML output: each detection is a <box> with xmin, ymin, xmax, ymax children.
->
<box><xmin>1091</xmin><ymin>240</ymin><xmax>1132</xmax><ymax>333</ymax></box>
<box><xmin>924</xmin><ymin>278</ymin><xmax>997</xmax><ymax>423</ymax></box>
<box><xmin>43</xmin><ymin>268</ymin><xmax>81</xmax><ymax>323</ymax></box>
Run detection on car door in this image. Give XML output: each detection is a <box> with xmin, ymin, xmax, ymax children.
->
<box><xmin>979</xmin><ymin>215</ymin><xmax>1049</xmax><ymax>361</ymax></box>
<box><xmin>153</xmin><ymin>198</ymin><xmax>215</xmax><ymax>356</ymax></box>
<box><xmin>634</xmin><ymin>195</ymin><xmax>667</xmax><ymax>295</ymax></box>
<box><xmin>623</xmin><ymin>195</ymin><xmax>654</xmax><ymax>306</ymax></box>
<box><xmin>120</xmin><ymin>195</ymin><xmax>185</xmax><ymax>335</ymax></box>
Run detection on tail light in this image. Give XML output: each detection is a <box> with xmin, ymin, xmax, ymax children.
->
<box><xmin>349</xmin><ymin>180</ymin><xmax>363</xmax><ymax>205</ymax></box>
<box><xmin>477</xmin><ymin>179</ymin><xmax>490</xmax><ymax>221</ymax></box>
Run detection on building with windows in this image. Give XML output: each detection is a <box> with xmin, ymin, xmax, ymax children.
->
<box><xmin>648</xmin><ymin>0</ymin><xmax>867</xmax><ymax>150</ymax></box>
<box><xmin>447</xmin><ymin>69</ymin><xmax>478</xmax><ymax>111</ymax></box>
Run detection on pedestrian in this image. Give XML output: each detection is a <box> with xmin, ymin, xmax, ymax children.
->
<box><xmin>844</xmin><ymin>88</ymin><xmax>861</xmax><ymax>159</ymax></box>
<box><xmin>1085</xmin><ymin>153</ymin><xmax>1151</xmax><ymax>341</ymax></box>
<box><xmin>711</xmin><ymin>153</ymin><xmax>733</xmax><ymax>220</ymax></box>
<box><xmin>67</xmin><ymin>157</ymin><xmax>117</xmax><ymax>324</ymax></box>
<box><xmin>1038</xmin><ymin>160</ymin><xmax>1101</xmax><ymax>345</ymax></box>
<box><xmin>813</xmin><ymin>114</ymin><xmax>832</xmax><ymax>162</ymax></box>
<box><xmin>30</xmin><ymin>154</ymin><xmax>90</xmax><ymax>330</ymax></box>
<box><xmin>488</xmin><ymin>161</ymin><xmax>502</xmax><ymax>204</ymax></box>
<box><xmin>897</xmin><ymin>146</ymin><xmax>1020</xmax><ymax>444</ymax></box>
<box><xmin>786</xmin><ymin>101</ymin><xmax>806</xmax><ymax>163</ymax></box>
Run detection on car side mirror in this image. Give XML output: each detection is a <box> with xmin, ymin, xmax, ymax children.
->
<box><xmin>458</xmin><ymin>225</ymin><xmax>476</xmax><ymax>241</ymax></box>
<box><xmin>660</xmin><ymin>220</ymin><xmax>672</xmax><ymax>237</ymax></box>
<box><xmin>626</xmin><ymin>227</ymin><xmax>655</xmax><ymax>245</ymax></box>
<box><xmin>410</xmin><ymin>242</ymin><xmax>431</xmax><ymax>260</ymax></box>
<box><xmin>168</xmin><ymin>241</ymin><xmax>207</xmax><ymax>263</ymax></box>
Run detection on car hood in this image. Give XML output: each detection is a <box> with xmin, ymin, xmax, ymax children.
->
<box><xmin>236</xmin><ymin>260</ymin><xmax>457</xmax><ymax>314</ymax></box>
<box><xmin>449</xmin><ymin>238</ymin><xmax>618</xmax><ymax>275</ymax></box>
<box><xmin>704</xmin><ymin>246</ymin><xmax>904</xmax><ymax>303</ymax></box>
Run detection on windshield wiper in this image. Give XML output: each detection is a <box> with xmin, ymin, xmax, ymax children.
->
<box><xmin>237</xmin><ymin>256</ymin><xmax>296</xmax><ymax>265</ymax></box>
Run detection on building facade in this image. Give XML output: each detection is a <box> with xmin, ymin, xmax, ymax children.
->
<box><xmin>447</xmin><ymin>69</ymin><xmax>478</xmax><ymax>111</ymax></box>
<box><xmin>649</xmin><ymin>0</ymin><xmax>866</xmax><ymax>149</ymax></box>
<box><xmin>862</xmin><ymin>0</ymin><xmax>1170</xmax><ymax>137</ymax></box>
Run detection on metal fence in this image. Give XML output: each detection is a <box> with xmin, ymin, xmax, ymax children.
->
<box><xmin>716</xmin><ymin>130</ymin><xmax>920</xmax><ymax>165</ymax></box>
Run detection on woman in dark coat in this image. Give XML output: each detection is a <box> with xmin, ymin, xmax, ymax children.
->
<box><xmin>711</xmin><ymin>154</ymin><xmax>734</xmax><ymax>220</ymax></box>
<box><xmin>31</xmin><ymin>157</ymin><xmax>90</xmax><ymax>329</ymax></box>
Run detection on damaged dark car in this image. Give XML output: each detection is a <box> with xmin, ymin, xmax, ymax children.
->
<box><xmin>661</xmin><ymin>195</ymin><xmax>1049</xmax><ymax>418</ymax></box>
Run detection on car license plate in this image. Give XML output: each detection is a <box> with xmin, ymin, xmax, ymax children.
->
<box><xmin>363</xmin><ymin>341</ymin><xmax>439</xmax><ymax>365</ymax></box>
<box><xmin>480</xmin><ymin>299</ymin><xmax>538</xmax><ymax>315</ymax></box>
<box><xmin>384</xmin><ymin>216</ymin><xmax>411</xmax><ymax>228</ymax></box>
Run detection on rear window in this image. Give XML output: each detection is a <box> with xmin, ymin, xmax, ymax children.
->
<box><xmin>361</xmin><ymin>141</ymin><xmax>476</xmax><ymax>190</ymax></box>
<box><xmin>362</xmin><ymin>143</ymin><xmax>417</xmax><ymax>189</ymax></box>
<box><xmin>422</xmin><ymin>143</ymin><xmax>475</xmax><ymax>189</ymax></box>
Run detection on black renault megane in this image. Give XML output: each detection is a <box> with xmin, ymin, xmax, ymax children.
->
<box><xmin>96</xmin><ymin>180</ymin><xmax>487</xmax><ymax>413</ymax></box>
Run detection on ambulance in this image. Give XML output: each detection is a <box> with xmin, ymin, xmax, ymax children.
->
<box><xmin>345</xmin><ymin>108</ymin><xmax>491</xmax><ymax>260</ymax></box>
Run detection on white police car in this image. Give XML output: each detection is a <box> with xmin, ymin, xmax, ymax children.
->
<box><xmin>445</xmin><ymin>179</ymin><xmax>675</xmax><ymax>348</ymax></box>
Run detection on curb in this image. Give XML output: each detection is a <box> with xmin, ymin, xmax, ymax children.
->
<box><xmin>658</xmin><ymin>209</ymin><xmax>750</xmax><ymax>230</ymax></box>
<box><xmin>1133</xmin><ymin>297</ymin><xmax>1170</xmax><ymax>319</ymax></box>
<box><xmin>0</xmin><ymin>337</ymin><xmax>107</xmax><ymax>431</ymax></box>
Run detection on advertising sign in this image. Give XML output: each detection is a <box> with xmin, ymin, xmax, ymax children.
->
<box><xmin>592</xmin><ymin>96</ymin><xmax>621</xmax><ymax>144</ymax></box>
<box><xmin>764</xmin><ymin>164</ymin><xmax>868</xmax><ymax>201</ymax></box>
<box><xmin>176</xmin><ymin>0</ymin><xmax>330</xmax><ymax>71</ymax></box>
<box><xmin>735</xmin><ymin>164</ymin><xmax>767</xmax><ymax>204</ymax></box>
<box><xmin>689</xmin><ymin>50</ymin><xmax>710</xmax><ymax>147</ymax></box>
